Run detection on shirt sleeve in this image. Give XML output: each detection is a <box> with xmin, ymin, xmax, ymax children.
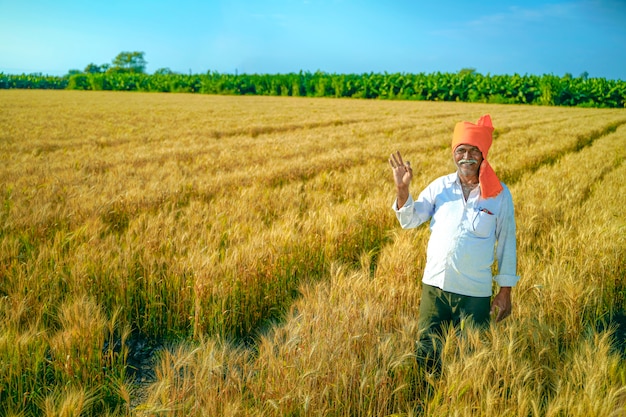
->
<box><xmin>392</xmin><ymin>185</ymin><xmax>436</xmax><ymax>229</ymax></box>
<box><xmin>494</xmin><ymin>185</ymin><xmax>520</xmax><ymax>287</ymax></box>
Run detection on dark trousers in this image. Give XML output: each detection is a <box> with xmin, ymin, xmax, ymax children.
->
<box><xmin>417</xmin><ymin>283</ymin><xmax>491</xmax><ymax>372</ymax></box>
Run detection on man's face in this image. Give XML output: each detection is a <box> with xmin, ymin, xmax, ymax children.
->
<box><xmin>453</xmin><ymin>144</ymin><xmax>483</xmax><ymax>177</ymax></box>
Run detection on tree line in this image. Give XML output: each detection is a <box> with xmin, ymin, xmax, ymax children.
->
<box><xmin>1</xmin><ymin>52</ymin><xmax>625</xmax><ymax>108</ymax></box>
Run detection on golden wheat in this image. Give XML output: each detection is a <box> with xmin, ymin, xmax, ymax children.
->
<box><xmin>1</xmin><ymin>90</ymin><xmax>624</xmax><ymax>416</ymax></box>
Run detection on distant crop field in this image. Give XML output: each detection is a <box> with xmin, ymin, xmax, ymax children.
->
<box><xmin>1</xmin><ymin>90</ymin><xmax>625</xmax><ymax>416</ymax></box>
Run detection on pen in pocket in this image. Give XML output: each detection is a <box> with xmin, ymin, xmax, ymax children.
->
<box><xmin>479</xmin><ymin>208</ymin><xmax>494</xmax><ymax>215</ymax></box>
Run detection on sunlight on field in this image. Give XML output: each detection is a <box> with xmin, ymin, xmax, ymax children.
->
<box><xmin>1</xmin><ymin>90</ymin><xmax>625</xmax><ymax>416</ymax></box>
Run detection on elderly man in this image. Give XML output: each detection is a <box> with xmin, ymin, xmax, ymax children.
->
<box><xmin>389</xmin><ymin>115</ymin><xmax>519</xmax><ymax>369</ymax></box>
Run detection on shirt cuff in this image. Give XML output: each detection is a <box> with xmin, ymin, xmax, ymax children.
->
<box><xmin>494</xmin><ymin>274</ymin><xmax>520</xmax><ymax>288</ymax></box>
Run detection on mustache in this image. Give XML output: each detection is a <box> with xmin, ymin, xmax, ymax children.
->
<box><xmin>459</xmin><ymin>159</ymin><xmax>479</xmax><ymax>165</ymax></box>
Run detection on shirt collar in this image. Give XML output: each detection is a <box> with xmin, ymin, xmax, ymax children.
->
<box><xmin>451</xmin><ymin>171</ymin><xmax>482</xmax><ymax>191</ymax></box>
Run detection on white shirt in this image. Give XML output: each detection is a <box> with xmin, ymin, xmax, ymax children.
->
<box><xmin>393</xmin><ymin>172</ymin><xmax>519</xmax><ymax>297</ymax></box>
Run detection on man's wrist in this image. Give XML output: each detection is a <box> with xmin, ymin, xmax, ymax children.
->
<box><xmin>396</xmin><ymin>186</ymin><xmax>409</xmax><ymax>196</ymax></box>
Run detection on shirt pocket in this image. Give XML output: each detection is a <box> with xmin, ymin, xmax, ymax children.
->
<box><xmin>471</xmin><ymin>209</ymin><xmax>496</xmax><ymax>238</ymax></box>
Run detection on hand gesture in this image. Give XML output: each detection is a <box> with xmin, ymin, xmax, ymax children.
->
<box><xmin>389</xmin><ymin>151</ymin><xmax>413</xmax><ymax>188</ymax></box>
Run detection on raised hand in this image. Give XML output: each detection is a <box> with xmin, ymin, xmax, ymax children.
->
<box><xmin>389</xmin><ymin>151</ymin><xmax>413</xmax><ymax>208</ymax></box>
<box><xmin>389</xmin><ymin>150</ymin><xmax>413</xmax><ymax>188</ymax></box>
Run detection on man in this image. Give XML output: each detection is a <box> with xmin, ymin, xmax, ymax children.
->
<box><xmin>389</xmin><ymin>114</ymin><xmax>519</xmax><ymax>369</ymax></box>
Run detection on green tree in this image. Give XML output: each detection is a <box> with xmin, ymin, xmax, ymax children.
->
<box><xmin>458</xmin><ymin>67</ymin><xmax>477</xmax><ymax>76</ymax></box>
<box><xmin>110</xmin><ymin>51</ymin><xmax>147</xmax><ymax>74</ymax></box>
<box><xmin>84</xmin><ymin>63</ymin><xmax>104</xmax><ymax>74</ymax></box>
<box><xmin>154</xmin><ymin>67</ymin><xmax>175</xmax><ymax>75</ymax></box>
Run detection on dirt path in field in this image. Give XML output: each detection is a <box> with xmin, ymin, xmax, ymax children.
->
<box><xmin>125</xmin><ymin>335</ymin><xmax>164</xmax><ymax>410</ymax></box>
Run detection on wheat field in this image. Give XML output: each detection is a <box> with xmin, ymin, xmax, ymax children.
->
<box><xmin>1</xmin><ymin>90</ymin><xmax>625</xmax><ymax>416</ymax></box>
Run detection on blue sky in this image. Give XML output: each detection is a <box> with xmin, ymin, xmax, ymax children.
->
<box><xmin>1</xmin><ymin>0</ymin><xmax>625</xmax><ymax>80</ymax></box>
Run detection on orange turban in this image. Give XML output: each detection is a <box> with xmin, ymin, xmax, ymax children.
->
<box><xmin>451</xmin><ymin>114</ymin><xmax>503</xmax><ymax>199</ymax></box>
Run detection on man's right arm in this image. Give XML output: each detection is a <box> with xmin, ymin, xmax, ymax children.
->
<box><xmin>389</xmin><ymin>151</ymin><xmax>435</xmax><ymax>229</ymax></box>
<box><xmin>393</xmin><ymin>191</ymin><xmax>433</xmax><ymax>229</ymax></box>
<box><xmin>395</xmin><ymin>184</ymin><xmax>410</xmax><ymax>209</ymax></box>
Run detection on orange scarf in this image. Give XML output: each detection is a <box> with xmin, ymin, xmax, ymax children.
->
<box><xmin>451</xmin><ymin>114</ymin><xmax>503</xmax><ymax>199</ymax></box>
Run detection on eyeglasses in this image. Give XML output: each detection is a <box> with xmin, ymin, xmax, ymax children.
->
<box><xmin>454</xmin><ymin>146</ymin><xmax>482</xmax><ymax>156</ymax></box>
